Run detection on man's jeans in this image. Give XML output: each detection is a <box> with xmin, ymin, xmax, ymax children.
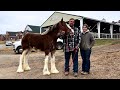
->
<box><xmin>64</xmin><ymin>51</ymin><xmax>78</xmax><ymax>73</ymax></box>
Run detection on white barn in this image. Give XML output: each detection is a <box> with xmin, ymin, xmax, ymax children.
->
<box><xmin>40</xmin><ymin>12</ymin><xmax>120</xmax><ymax>39</ymax></box>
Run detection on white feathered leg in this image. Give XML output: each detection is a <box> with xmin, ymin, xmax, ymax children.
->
<box><xmin>23</xmin><ymin>50</ymin><xmax>31</xmax><ymax>71</ymax></box>
<box><xmin>17</xmin><ymin>50</ymin><xmax>27</xmax><ymax>72</ymax></box>
<box><xmin>43</xmin><ymin>55</ymin><xmax>50</xmax><ymax>75</ymax></box>
<box><xmin>50</xmin><ymin>54</ymin><xmax>59</xmax><ymax>74</ymax></box>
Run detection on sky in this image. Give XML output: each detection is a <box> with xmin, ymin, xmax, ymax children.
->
<box><xmin>0</xmin><ymin>11</ymin><xmax>120</xmax><ymax>34</ymax></box>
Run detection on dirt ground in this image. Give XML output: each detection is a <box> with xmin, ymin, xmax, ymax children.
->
<box><xmin>0</xmin><ymin>44</ymin><xmax>120</xmax><ymax>79</ymax></box>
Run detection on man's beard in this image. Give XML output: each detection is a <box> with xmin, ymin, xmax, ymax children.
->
<box><xmin>70</xmin><ymin>24</ymin><xmax>74</xmax><ymax>28</ymax></box>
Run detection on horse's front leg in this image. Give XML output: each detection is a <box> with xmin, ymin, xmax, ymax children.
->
<box><xmin>17</xmin><ymin>50</ymin><xmax>27</xmax><ymax>72</ymax></box>
<box><xmin>43</xmin><ymin>51</ymin><xmax>50</xmax><ymax>75</ymax></box>
<box><xmin>50</xmin><ymin>51</ymin><xmax>59</xmax><ymax>74</ymax></box>
<box><xmin>23</xmin><ymin>49</ymin><xmax>31</xmax><ymax>71</ymax></box>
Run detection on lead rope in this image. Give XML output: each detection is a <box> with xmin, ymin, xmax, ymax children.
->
<box><xmin>65</xmin><ymin>31</ymin><xmax>80</xmax><ymax>71</ymax></box>
<box><xmin>68</xmin><ymin>29</ymin><xmax>81</xmax><ymax>71</ymax></box>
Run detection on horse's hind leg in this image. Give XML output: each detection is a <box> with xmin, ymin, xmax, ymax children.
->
<box><xmin>17</xmin><ymin>49</ymin><xmax>29</xmax><ymax>72</ymax></box>
<box><xmin>23</xmin><ymin>49</ymin><xmax>31</xmax><ymax>71</ymax></box>
<box><xmin>50</xmin><ymin>51</ymin><xmax>59</xmax><ymax>74</ymax></box>
<box><xmin>43</xmin><ymin>51</ymin><xmax>50</xmax><ymax>75</ymax></box>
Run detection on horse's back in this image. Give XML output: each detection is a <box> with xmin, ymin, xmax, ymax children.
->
<box><xmin>22</xmin><ymin>33</ymin><xmax>41</xmax><ymax>40</ymax></box>
<box><xmin>21</xmin><ymin>33</ymin><xmax>51</xmax><ymax>51</ymax></box>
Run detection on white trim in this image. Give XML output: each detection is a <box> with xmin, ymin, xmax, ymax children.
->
<box><xmin>79</xmin><ymin>18</ymin><xmax>83</xmax><ymax>32</ymax></box>
<box><xmin>110</xmin><ymin>25</ymin><xmax>113</xmax><ymax>39</ymax></box>
<box><xmin>25</xmin><ymin>26</ymin><xmax>32</xmax><ymax>31</ymax></box>
<box><xmin>40</xmin><ymin>26</ymin><xmax>41</xmax><ymax>34</ymax></box>
<box><xmin>97</xmin><ymin>22</ymin><xmax>101</xmax><ymax>39</ymax></box>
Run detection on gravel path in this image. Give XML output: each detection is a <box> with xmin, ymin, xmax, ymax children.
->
<box><xmin>0</xmin><ymin>44</ymin><xmax>120</xmax><ymax>79</ymax></box>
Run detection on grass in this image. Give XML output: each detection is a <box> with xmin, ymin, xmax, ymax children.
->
<box><xmin>0</xmin><ymin>41</ymin><xmax>5</xmax><ymax>44</ymax></box>
<box><xmin>95</xmin><ymin>39</ymin><xmax>120</xmax><ymax>46</ymax></box>
<box><xmin>1</xmin><ymin>39</ymin><xmax>120</xmax><ymax>46</ymax></box>
<box><xmin>0</xmin><ymin>40</ymin><xmax>15</xmax><ymax>44</ymax></box>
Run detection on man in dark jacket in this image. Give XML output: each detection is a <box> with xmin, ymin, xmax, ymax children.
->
<box><xmin>62</xmin><ymin>18</ymin><xmax>81</xmax><ymax>77</ymax></box>
<box><xmin>80</xmin><ymin>24</ymin><xmax>95</xmax><ymax>75</ymax></box>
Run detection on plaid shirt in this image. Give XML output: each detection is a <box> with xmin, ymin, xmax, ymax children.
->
<box><xmin>62</xmin><ymin>27</ymin><xmax>81</xmax><ymax>52</ymax></box>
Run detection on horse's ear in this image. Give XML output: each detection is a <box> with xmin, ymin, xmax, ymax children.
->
<box><xmin>61</xmin><ymin>18</ymin><xmax>63</xmax><ymax>23</ymax></box>
<box><xmin>60</xmin><ymin>18</ymin><xmax>64</xmax><ymax>25</ymax></box>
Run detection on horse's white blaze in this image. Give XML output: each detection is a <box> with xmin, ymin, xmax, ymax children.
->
<box><xmin>66</xmin><ymin>24</ymin><xmax>74</xmax><ymax>33</ymax></box>
<box><xmin>43</xmin><ymin>55</ymin><xmax>50</xmax><ymax>75</ymax></box>
<box><xmin>23</xmin><ymin>52</ymin><xmax>31</xmax><ymax>71</ymax></box>
<box><xmin>50</xmin><ymin>55</ymin><xmax>59</xmax><ymax>73</ymax></box>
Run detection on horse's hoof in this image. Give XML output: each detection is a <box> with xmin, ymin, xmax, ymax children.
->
<box><xmin>51</xmin><ymin>69</ymin><xmax>59</xmax><ymax>74</ymax></box>
<box><xmin>24</xmin><ymin>67</ymin><xmax>31</xmax><ymax>71</ymax></box>
<box><xmin>43</xmin><ymin>71</ymin><xmax>51</xmax><ymax>75</ymax></box>
<box><xmin>17</xmin><ymin>69</ymin><xmax>24</xmax><ymax>73</ymax></box>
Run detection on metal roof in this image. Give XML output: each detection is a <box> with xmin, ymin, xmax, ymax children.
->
<box><xmin>26</xmin><ymin>25</ymin><xmax>40</xmax><ymax>33</ymax></box>
<box><xmin>41</xmin><ymin>12</ymin><xmax>82</xmax><ymax>27</ymax></box>
<box><xmin>41</xmin><ymin>12</ymin><xmax>120</xmax><ymax>27</ymax></box>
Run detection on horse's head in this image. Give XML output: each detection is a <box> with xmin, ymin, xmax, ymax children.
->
<box><xmin>56</xmin><ymin>18</ymin><xmax>71</xmax><ymax>37</ymax></box>
<box><xmin>46</xmin><ymin>18</ymin><xmax>71</xmax><ymax>38</ymax></box>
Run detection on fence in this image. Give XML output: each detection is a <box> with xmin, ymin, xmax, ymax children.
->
<box><xmin>92</xmin><ymin>33</ymin><xmax>120</xmax><ymax>39</ymax></box>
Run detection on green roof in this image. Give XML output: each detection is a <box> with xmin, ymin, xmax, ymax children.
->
<box><xmin>7</xmin><ymin>31</ymin><xmax>19</xmax><ymax>36</ymax></box>
<box><xmin>28</xmin><ymin>25</ymin><xmax>40</xmax><ymax>33</ymax></box>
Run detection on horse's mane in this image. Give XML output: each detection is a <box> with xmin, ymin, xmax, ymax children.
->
<box><xmin>41</xmin><ymin>26</ymin><xmax>52</xmax><ymax>35</ymax></box>
<box><xmin>41</xmin><ymin>23</ymin><xmax>58</xmax><ymax>35</ymax></box>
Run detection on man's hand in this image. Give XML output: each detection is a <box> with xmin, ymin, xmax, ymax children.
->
<box><xmin>75</xmin><ymin>45</ymin><xmax>79</xmax><ymax>50</ymax></box>
<box><xmin>61</xmin><ymin>31</ymin><xmax>65</xmax><ymax>35</ymax></box>
<box><xmin>74</xmin><ymin>45</ymin><xmax>79</xmax><ymax>52</ymax></box>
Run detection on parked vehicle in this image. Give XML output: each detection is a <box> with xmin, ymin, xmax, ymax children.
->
<box><xmin>13</xmin><ymin>38</ymin><xmax>63</xmax><ymax>54</ymax></box>
<box><xmin>5</xmin><ymin>41</ymin><xmax>13</xmax><ymax>46</ymax></box>
<box><xmin>56</xmin><ymin>38</ymin><xmax>64</xmax><ymax>50</ymax></box>
<box><xmin>13</xmin><ymin>39</ymin><xmax>22</xmax><ymax>54</ymax></box>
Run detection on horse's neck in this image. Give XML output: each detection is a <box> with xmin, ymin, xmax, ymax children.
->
<box><xmin>41</xmin><ymin>30</ymin><xmax>49</xmax><ymax>35</ymax></box>
<box><xmin>47</xmin><ymin>28</ymin><xmax>58</xmax><ymax>40</ymax></box>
